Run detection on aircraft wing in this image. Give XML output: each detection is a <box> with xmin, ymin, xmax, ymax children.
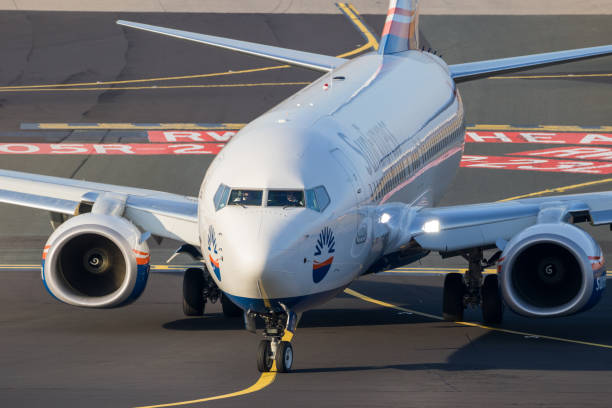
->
<box><xmin>0</xmin><ymin>169</ymin><xmax>199</xmax><ymax>245</ymax></box>
<box><xmin>450</xmin><ymin>44</ymin><xmax>612</xmax><ymax>82</ymax></box>
<box><xmin>379</xmin><ymin>192</ymin><xmax>612</xmax><ymax>255</ymax></box>
<box><xmin>116</xmin><ymin>20</ymin><xmax>347</xmax><ymax>72</ymax></box>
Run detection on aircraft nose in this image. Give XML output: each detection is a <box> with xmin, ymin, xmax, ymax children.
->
<box><xmin>214</xmin><ymin>214</ymin><xmax>275</xmax><ymax>295</ymax></box>
<box><xmin>212</xmin><ymin>211</ymin><xmax>306</xmax><ymax>300</ymax></box>
<box><xmin>229</xmin><ymin>235</ymin><xmax>269</xmax><ymax>282</ymax></box>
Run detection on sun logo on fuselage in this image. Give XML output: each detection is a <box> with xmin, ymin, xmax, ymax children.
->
<box><xmin>208</xmin><ymin>225</ymin><xmax>221</xmax><ymax>281</ymax></box>
<box><xmin>313</xmin><ymin>226</ymin><xmax>335</xmax><ymax>283</ymax></box>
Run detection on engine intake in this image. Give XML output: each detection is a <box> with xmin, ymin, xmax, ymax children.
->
<box><xmin>510</xmin><ymin>242</ymin><xmax>582</xmax><ymax>309</ymax></box>
<box><xmin>42</xmin><ymin>213</ymin><xmax>150</xmax><ymax>308</ymax></box>
<box><xmin>499</xmin><ymin>223</ymin><xmax>605</xmax><ymax>318</ymax></box>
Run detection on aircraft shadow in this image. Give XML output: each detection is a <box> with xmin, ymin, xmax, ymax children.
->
<box><xmin>163</xmin><ymin>279</ymin><xmax>442</xmax><ymax>331</ymax></box>
<box><xmin>163</xmin><ymin>278</ymin><xmax>612</xmax><ymax>372</ymax></box>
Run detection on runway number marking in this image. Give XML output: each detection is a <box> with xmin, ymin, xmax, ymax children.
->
<box><xmin>461</xmin><ymin>155</ymin><xmax>612</xmax><ymax>174</ymax></box>
<box><xmin>0</xmin><ymin>143</ymin><xmax>225</xmax><ymax>155</ymax></box>
<box><xmin>510</xmin><ymin>146</ymin><xmax>612</xmax><ymax>160</ymax></box>
<box><xmin>466</xmin><ymin>131</ymin><xmax>612</xmax><ymax>145</ymax></box>
<box><xmin>148</xmin><ymin>131</ymin><xmax>236</xmax><ymax>143</ymax></box>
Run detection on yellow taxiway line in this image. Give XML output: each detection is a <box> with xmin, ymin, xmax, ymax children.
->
<box><xmin>0</xmin><ymin>65</ymin><xmax>292</xmax><ymax>90</ymax></box>
<box><xmin>0</xmin><ymin>3</ymin><xmax>379</xmax><ymax>95</ymax></box>
<box><xmin>6</xmin><ymin>4</ymin><xmax>612</xmax><ymax>407</ymax></box>
<box><xmin>387</xmin><ymin>267</ymin><xmax>612</xmax><ymax>277</ymax></box>
<box><xmin>25</xmin><ymin>122</ymin><xmax>612</xmax><ymax>131</ymax></box>
<box><xmin>0</xmin><ymin>82</ymin><xmax>310</xmax><ymax>93</ymax></box>
<box><xmin>468</xmin><ymin>124</ymin><xmax>612</xmax><ymax>132</ymax></box>
<box><xmin>344</xmin><ymin>288</ymin><xmax>612</xmax><ymax>350</ymax></box>
<box><xmin>134</xmin><ymin>373</ymin><xmax>277</xmax><ymax>408</ymax></box>
<box><xmin>492</xmin><ymin>72</ymin><xmax>612</xmax><ymax>80</ymax></box>
<box><xmin>130</xmin><ymin>5</ymin><xmax>379</xmax><ymax>407</ymax></box>
<box><xmin>25</xmin><ymin>123</ymin><xmax>246</xmax><ymax>130</ymax></box>
<box><xmin>498</xmin><ymin>177</ymin><xmax>612</xmax><ymax>201</ymax></box>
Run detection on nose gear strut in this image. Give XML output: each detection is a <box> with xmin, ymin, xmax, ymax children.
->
<box><xmin>250</xmin><ymin>307</ymin><xmax>299</xmax><ymax>373</ymax></box>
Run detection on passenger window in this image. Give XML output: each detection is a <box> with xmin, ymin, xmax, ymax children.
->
<box><xmin>213</xmin><ymin>184</ymin><xmax>230</xmax><ymax>211</ymax></box>
<box><xmin>228</xmin><ymin>189</ymin><xmax>263</xmax><ymax>206</ymax></box>
<box><xmin>267</xmin><ymin>190</ymin><xmax>305</xmax><ymax>207</ymax></box>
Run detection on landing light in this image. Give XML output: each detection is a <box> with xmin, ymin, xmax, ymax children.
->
<box><xmin>422</xmin><ymin>219</ymin><xmax>440</xmax><ymax>233</ymax></box>
<box><xmin>380</xmin><ymin>213</ymin><xmax>391</xmax><ymax>224</ymax></box>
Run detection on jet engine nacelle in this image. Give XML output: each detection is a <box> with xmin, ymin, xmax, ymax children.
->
<box><xmin>41</xmin><ymin>213</ymin><xmax>150</xmax><ymax>308</ymax></box>
<box><xmin>499</xmin><ymin>223</ymin><xmax>606</xmax><ymax>318</ymax></box>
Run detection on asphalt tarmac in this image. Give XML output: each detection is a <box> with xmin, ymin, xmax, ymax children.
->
<box><xmin>1</xmin><ymin>10</ymin><xmax>612</xmax><ymax>408</ymax></box>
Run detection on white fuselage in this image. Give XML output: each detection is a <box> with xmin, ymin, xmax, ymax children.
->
<box><xmin>198</xmin><ymin>50</ymin><xmax>465</xmax><ymax>313</ymax></box>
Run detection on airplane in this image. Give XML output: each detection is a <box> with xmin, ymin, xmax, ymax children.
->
<box><xmin>2</xmin><ymin>0</ymin><xmax>612</xmax><ymax>373</ymax></box>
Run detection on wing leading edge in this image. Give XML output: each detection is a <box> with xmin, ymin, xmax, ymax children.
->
<box><xmin>0</xmin><ymin>169</ymin><xmax>199</xmax><ymax>245</ymax></box>
<box><xmin>450</xmin><ymin>44</ymin><xmax>612</xmax><ymax>82</ymax></box>
<box><xmin>407</xmin><ymin>192</ymin><xmax>612</xmax><ymax>253</ymax></box>
<box><xmin>116</xmin><ymin>20</ymin><xmax>347</xmax><ymax>72</ymax></box>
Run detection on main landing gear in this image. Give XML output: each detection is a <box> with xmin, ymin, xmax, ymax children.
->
<box><xmin>182</xmin><ymin>267</ymin><xmax>242</xmax><ymax>317</ymax></box>
<box><xmin>442</xmin><ymin>248</ymin><xmax>503</xmax><ymax>324</ymax></box>
<box><xmin>249</xmin><ymin>308</ymin><xmax>299</xmax><ymax>373</ymax></box>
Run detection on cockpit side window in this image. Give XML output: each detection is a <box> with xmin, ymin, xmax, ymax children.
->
<box><xmin>228</xmin><ymin>189</ymin><xmax>263</xmax><ymax>206</ymax></box>
<box><xmin>305</xmin><ymin>189</ymin><xmax>318</xmax><ymax>211</ymax></box>
<box><xmin>305</xmin><ymin>186</ymin><xmax>330</xmax><ymax>212</ymax></box>
<box><xmin>314</xmin><ymin>186</ymin><xmax>330</xmax><ymax>211</ymax></box>
<box><xmin>213</xmin><ymin>184</ymin><xmax>230</xmax><ymax>211</ymax></box>
<box><xmin>267</xmin><ymin>190</ymin><xmax>305</xmax><ymax>207</ymax></box>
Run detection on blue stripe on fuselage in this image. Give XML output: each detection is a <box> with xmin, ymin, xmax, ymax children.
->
<box><xmin>223</xmin><ymin>285</ymin><xmax>347</xmax><ymax>314</ymax></box>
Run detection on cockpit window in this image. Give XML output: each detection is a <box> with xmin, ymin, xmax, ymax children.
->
<box><xmin>267</xmin><ymin>190</ymin><xmax>305</xmax><ymax>207</ymax></box>
<box><xmin>214</xmin><ymin>185</ymin><xmax>328</xmax><ymax>211</ymax></box>
<box><xmin>305</xmin><ymin>186</ymin><xmax>330</xmax><ymax>212</ymax></box>
<box><xmin>228</xmin><ymin>189</ymin><xmax>263</xmax><ymax>206</ymax></box>
<box><xmin>213</xmin><ymin>184</ymin><xmax>231</xmax><ymax>211</ymax></box>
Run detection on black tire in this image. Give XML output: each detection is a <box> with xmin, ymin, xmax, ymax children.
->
<box><xmin>183</xmin><ymin>268</ymin><xmax>205</xmax><ymax>316</ymax></box>
<box><xmin>257</xmin><ymin>340</ymin><xmax>273</xmax><ymax>372</ymax></box>
<box><xmin>443</xmin><ymin>273</ymin><xmax>466</xmax><ymax>321</ymax></box>
<box><xmin>482</xmin><ymin>274</ymin><xmax>503</xmax><ymax>324</ymax></box>
<box><xmin>221</xmin><ymin>293</ymin><xmax>243</xmax><ymax>318</ymax></box>
<box><xmin>275</xmin><ymin>341</ymin><xmax>293</xmax><ymax>373</ymax></box>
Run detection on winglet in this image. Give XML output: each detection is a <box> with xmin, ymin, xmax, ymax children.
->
<box><xmin>378</xmin><ymin>0</ymin><xmax>419</xmax><ymax>55</ymax></box>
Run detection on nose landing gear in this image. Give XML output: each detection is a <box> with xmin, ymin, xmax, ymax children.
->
<box><xmin>251</xmin><ymin>308</ymin><xmax>299</xmax><ymax>373</ymax></box>
<box><xmin>257</xmin><ymin>339</ymin><xmax>293</xmax><ymax>373</ymax></box>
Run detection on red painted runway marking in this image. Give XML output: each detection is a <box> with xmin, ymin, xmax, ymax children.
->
<box><xmin>461</xmin><ymin>155</ymin><xmax>612</xmax><ymax>174</ymax></box>
<box><xmin>465</xmin><ymin>131</ymin><xmax>612</xmax><ymax>145</ymax></box>
<box><xmin>147</xmin><ymin>130</ymin><xmax>236</xmax><ymax>143</ymax></box>
<box><xmin>0</xmin><ymin>143</ymin><xmax>225</xmax><ymax>155</ymax></box>
<box><xmin>509</xmin><ymin>147</ymin><xmax>612</xmax><ymax>161</ymax></box>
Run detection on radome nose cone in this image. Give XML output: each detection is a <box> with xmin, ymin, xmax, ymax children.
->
<box><xmin>212</xmin><ymin>209</ymin><xmax>311</xmax><ymax>299</ymax></box>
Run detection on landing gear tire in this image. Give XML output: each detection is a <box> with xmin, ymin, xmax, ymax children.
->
<box><xmin>481</xmin><ymin>275</ymin><xmax>503</xmax><ymax>324</ymax></box>
<box><xmin>183</xmin><ymin>268</ymin><xmax>205</xmax><ymax>316</ymax></box>
<box><xmin>443</xmin><ymin>273</ymin><xmax>466</xmax><ymax>321</ymax></box>
<box><xmin>257</xmin><ymin>340</ymin><xmax>273</xmax><ymax>372</ymax></box>
<box><xmin>275</xmin><ymin>341</ymin><xmax>293</xmax><ymax>373</ymax></box>
<box><xmin>221</xmin><ymin>293</ymin><xmax>243</xmax><ymax>318</ymax></box>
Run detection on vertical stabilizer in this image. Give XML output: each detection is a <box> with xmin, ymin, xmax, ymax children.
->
<box><xmin>379</xmin><ymin>0</ymin><xmax>419</xmax><ymax>55</ymax></box>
